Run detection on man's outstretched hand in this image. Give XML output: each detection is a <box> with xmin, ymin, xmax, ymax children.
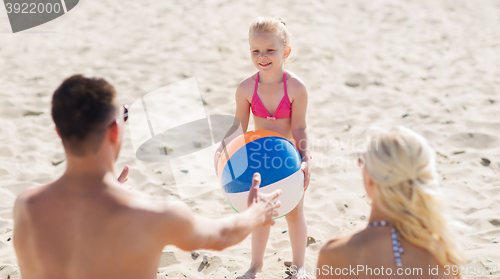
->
<box><xmin>247</xmin><ymin>173</ymin><xmax>282</xmax><ymax>226</ymax></box>
<box><xmin>117</xmin><ymin>165</ymin><xmax>129</xmax><ymax>184</ymax></box>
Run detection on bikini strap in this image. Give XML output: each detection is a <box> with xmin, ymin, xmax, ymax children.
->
<box><xmin>254</xmin><ymin>72</ymin><xmax>260</xmax><ymax>95</ymax></box>
<box><xmin>367</xmin><ymin>221</ymin><xmax>405</xmax><ymax>267</ymax></box>
<box><xmin>283</xmin><ymin>71</ymin><xmax>288</xmax><ymax>96</ymax></box>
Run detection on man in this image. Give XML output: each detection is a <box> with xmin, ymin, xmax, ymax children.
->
<box><xmin>13</xmin><ymin>75</ymin><xmax>281</xmax><ymax>279</ymax></box>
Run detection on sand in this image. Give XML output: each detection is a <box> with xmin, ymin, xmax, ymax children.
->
<box><xmin>0</xmin><ymin>0</ymin><xmax>499</xmax><ymax>278</ymax></box>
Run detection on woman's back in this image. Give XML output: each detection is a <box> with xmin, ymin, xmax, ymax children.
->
<box><xmin>318</xmin><ymin>226</ymin><xmax>454</xmax><ymax>278</ymax></box>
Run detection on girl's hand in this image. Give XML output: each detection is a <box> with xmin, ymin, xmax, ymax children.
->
<box><xmin>301</xmin><ymin>161</ymin><xmax>311</xmax><ymax>191</ymax></box>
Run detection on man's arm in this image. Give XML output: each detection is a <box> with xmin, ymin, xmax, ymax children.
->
<box><xmin>159</xmin><ymin>173</ymin><xmax>281</xmax><ymax>251</ymax></box>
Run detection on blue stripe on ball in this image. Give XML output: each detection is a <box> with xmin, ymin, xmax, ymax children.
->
<box><xmin>221</xmin><ymin>136</ymin><xmax>301</xmax><ymax>193</ymax></box>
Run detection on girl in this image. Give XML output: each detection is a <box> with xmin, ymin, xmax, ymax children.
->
<box><xmin>215</xmin><ymin>17</ymin><xmax>311</xmax><ymax>279</ymax></box>
<box><xmin>317</xmin><ymin>126</ymin><xmax>464</xmax><ymax>279</ymax></box>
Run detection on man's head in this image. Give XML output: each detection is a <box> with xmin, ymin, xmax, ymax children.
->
<box><xmin>51</xmin><ymin>74</ymin><xmax>124</xmax><ymax>158</ymax></box>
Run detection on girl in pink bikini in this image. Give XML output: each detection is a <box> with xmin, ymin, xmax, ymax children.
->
<box><xmin>215</xmin><ymin>17</ymin><xmax>311</xmax><ymax>279</ymax></box>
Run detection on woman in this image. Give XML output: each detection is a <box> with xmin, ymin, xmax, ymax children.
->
<box><xmin>317</xmin><ymin>126</ymin><xmax>464</xmax><ymax>278</ymax></box>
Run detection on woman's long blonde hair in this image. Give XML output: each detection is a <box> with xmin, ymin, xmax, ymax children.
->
<box><xmin>364</xmin><ymin>126</ymin><xmax>464</xmax><ymax>269</ymax></box>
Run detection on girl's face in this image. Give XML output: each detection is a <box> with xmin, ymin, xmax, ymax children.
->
<box><xmin>249</xmin><ymin>31</ymin><xmax>290</xmax><ymax>72</ymax></box>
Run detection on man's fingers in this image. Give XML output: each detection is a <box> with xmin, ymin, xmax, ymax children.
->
<box><xmin>250</xmin><ymin>173</ymin><xmax>261</xmax><ymax>197</ymax></box>
<box><xmin>252</xmin><ymin>172</ymin><xmax>261</xmax><ymax>187</ymax></box>
<box><xmin>117</xmin><ymin>165</ymin><xmax>129</xmax><ymax>184</ymax></box>
<box><xmin>268</xmin><ymin>189</ymin><xmax>282</xmax><ymax>201</ymax></box>
<box><xmin>247</xmin><ymin>172</ymin><xmax>261</xmax><ymax>207</ymax></box>
<box><xmin>272</xmin><ymin>210</ymin><xmax>279</xmax><ymax>217</ymax></box>
<box><xmin>273</xmin><ymin>200</ymin><xmax>281</xmax><ymax>209</ymax></box>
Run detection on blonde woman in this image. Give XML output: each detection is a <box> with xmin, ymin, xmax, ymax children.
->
<box><xmin>317</xmin><ymin>126</ymin><xmax>464</xmax><ymax>278</ymax></box>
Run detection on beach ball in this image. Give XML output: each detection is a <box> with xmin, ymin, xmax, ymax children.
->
<box><xmin>217</xmin><ymin>130</ymin><xmax>304</xmax><ymax>218</ymax></box>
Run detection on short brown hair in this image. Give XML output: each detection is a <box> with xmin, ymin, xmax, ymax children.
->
<box><xmin>51</xmin><ymin>75</ymin><xmax>117</xmax><ymax>156</ymax></box>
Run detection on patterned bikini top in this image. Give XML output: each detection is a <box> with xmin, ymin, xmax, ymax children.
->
<box><xmin>367</xmin><ymin>221</ymin><xmax>405</xmax><ymax>266</ymax></box>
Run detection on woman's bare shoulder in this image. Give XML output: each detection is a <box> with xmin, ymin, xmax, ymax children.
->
<box><xmin>319</xmin><ymin>235</ymin><xmax>355</xmax><ymax>260</ymax></box>
<box><xmin>319</xmin><ymin>229</ymin><xmax>383</xmax><ymax>264</ymax></box>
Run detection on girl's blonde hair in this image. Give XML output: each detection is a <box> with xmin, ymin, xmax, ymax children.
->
<box><xmin>249</xmin><ymin>17</ymin><xmax>290</xmax><ymax>46</ymax></box>
<box><xmin>364</xmin><ymin>126</ymin><xmax>464</xmax><ymax>271</ymax></box>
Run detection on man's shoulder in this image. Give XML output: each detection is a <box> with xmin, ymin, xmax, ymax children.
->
<box><xmin>13</xmin><ymin>183</ymin><xmax>54</xmax><ymax>225</ymax></box>
<box><xmin>119</xmin><ymin>190</ymin><xmax>195</xmax><ymax>245</ymax></box>
<box><xmin>116</xmin><ymin>189</ymin><xmax>194</xmax><ymax>224</ymax></box>
<box><xmin>15</xmin><ymin>184</ymin><xmax>49</xmax><ymax>208</ymax></box>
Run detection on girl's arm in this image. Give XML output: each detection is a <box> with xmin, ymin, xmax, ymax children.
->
<box><xmin>291</xmin><ymin>82</ymin><xmax>311</xmax><ymax>190</ymax></box>
<box><xmin>214</xmin><ymin>82</ymin><xmax>251</xmax><ymax>172</ymax></box>
<box><xmin>232</xmin><ymin>82</ymin><xmax>252</xmax><ymax>134</ymax></box>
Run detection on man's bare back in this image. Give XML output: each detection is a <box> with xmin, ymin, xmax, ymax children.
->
<box><xmin>14</xmin><ymin>170</ymin><xmax>279</xmax><ymax>279</ymax></box>
<box><xmin>14</xmin><ymin>173</ymin><xmax>169</xmax><ymax>279</ymax></box>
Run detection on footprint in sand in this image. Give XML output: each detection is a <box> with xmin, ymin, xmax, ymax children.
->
<box><xmin>445</xmin><ymin>133</ymin><xmax>500</xmax><ymax>149</ymax></box>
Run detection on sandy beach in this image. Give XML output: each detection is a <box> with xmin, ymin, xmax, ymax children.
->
<box><xmin>0</xmin><ymin>0</ymin><xmax>499</xmax><ymax>278</ymax></box>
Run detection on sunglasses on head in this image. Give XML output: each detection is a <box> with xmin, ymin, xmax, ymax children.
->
<box><xmin>122</xmin><ymin>105</ymin><xmax>129</xmax><ymax>122</ymax></box>
<box><xmin>109</xmin><ymin>105</ymin><xmax>128</xmax><ymax>127</ymax></box>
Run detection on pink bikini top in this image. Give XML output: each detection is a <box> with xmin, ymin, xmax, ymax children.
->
<box><xmin>251</xmin><ymin>71</ymin><xmax>291</xmax><ymax>120</ymax></box>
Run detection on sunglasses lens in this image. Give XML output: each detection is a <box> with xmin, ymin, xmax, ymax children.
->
<box><xmin>123</xmin><ymin>105</ymin><xmax>129</xmax><ymax>122</ymax></box>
